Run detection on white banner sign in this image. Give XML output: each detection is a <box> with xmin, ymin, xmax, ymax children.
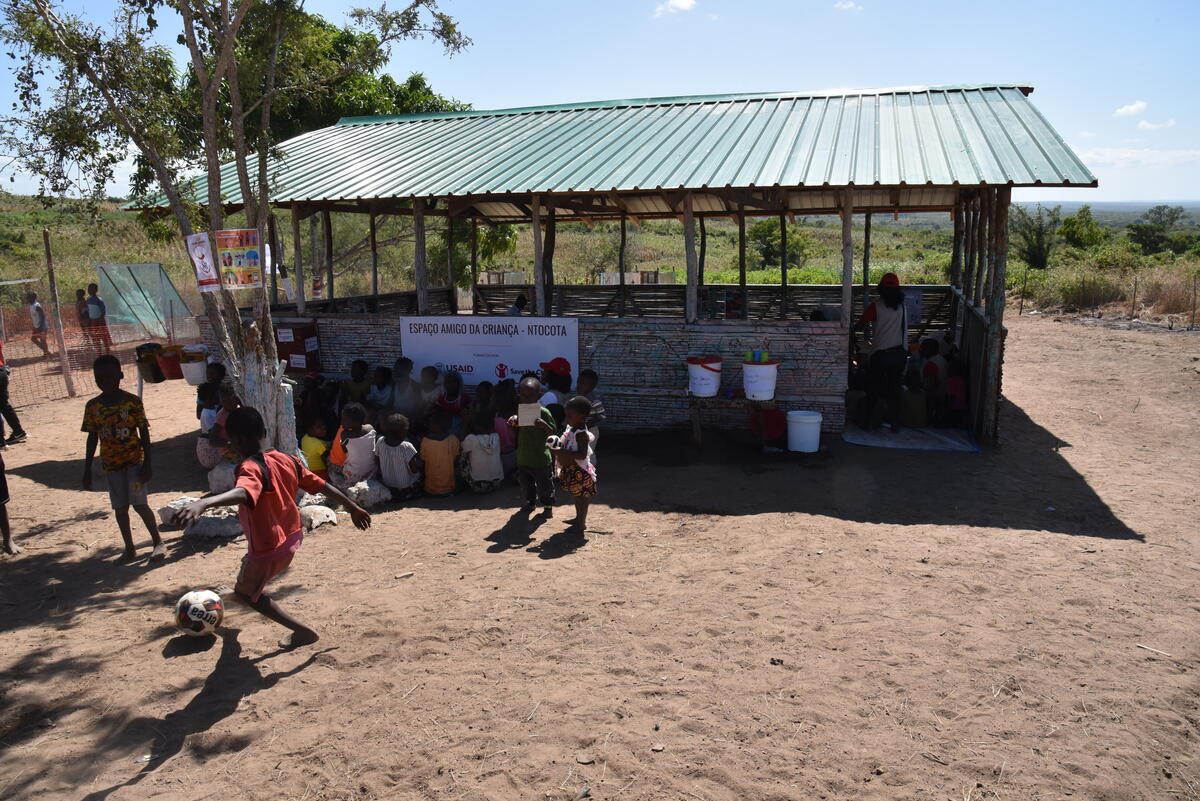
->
<box><xmin>399</xmin><ymin>316</ymin><xmax>579</xmax><ymax>386</ymax></box>
<box><xmin>185</xmin><ymin>233</ymin><xmax>221</xmax><ymax>293</ymax></box>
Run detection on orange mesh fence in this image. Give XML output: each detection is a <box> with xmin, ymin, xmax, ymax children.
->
<box><xmin>1</xmin><ymin>306</ymin><xmax>202</xmax><ymax>409</ymax></box>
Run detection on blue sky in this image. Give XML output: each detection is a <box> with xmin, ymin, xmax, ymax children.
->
<box><xmin>3</xmin><ymin>0</ymin><xmax>1198</xmax><ymax>202</ymax></box>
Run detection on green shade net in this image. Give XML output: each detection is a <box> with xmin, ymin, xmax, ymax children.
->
<box><xmin>94</xmin><ymin>263</ymin><xmax>191</xmax><ymax>340</ymax></box>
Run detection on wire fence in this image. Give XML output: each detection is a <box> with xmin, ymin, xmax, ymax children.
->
<box><xmin>1</xmin><ymin>299</ymin><xmax>202</xmax><ymax>410</ymax></box>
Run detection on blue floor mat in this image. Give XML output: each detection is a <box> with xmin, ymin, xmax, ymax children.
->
<box><xmin>842</xmin><ymin>423</ymin><xmax>980</xmax><ymax>453</ymax></box>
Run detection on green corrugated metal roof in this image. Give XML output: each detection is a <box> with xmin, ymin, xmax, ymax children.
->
<box><xmin>130</xmin><ymin>83</ymin><xmax>1094</xmax><ymax>210</ymax></box>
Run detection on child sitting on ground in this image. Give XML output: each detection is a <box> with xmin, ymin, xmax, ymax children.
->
<box><xmin>436</xmin><ymin>370</ymin><xmax>471</xmax><ymax>434</ymax></box>
<box><xmin>176</xmin><ymin>406</ymin><xmax>371</xmax><ymax>649</ymax></box>
<box><xmin>366</xmin><ymin>365</ymin><xmax>393</xmax><ymax>414</ymax></box>
<box><xmin>418</xmin><ymin>365</ymin><xmax>441</xmax><ymax>407</ymax></box>
<box><xmin>420</xmin><ymin>409</ymin><xmax>460</xmax><ymax>497</ymax></box>
<box><xmin>331</xmin><ymin>402</ymin><xmax>377</xmax><ymax>488</ymax></box>
<box><xmin>81</xmin><ymin>354</ymin><xmax>164</xmax><ymax>561</ymax></box>
<box><xmin>300</xmin><ymin>417</ymin><xmax>330</xmax><ymax>480</ymax></box>
<box><xmin>550</xmin><ymin>396</ymin><xmax>598</xmax><ymax>531</ymax></box>
<box><xmin>376</xmin><ymin>413</ymin><xmax>421</xmax><ymax>500</ymax></box>
<box><xmin>390</xmin><ymin>357</ymin><xmax>423</xmax><ymax>420</ymax></box>
<box><xmin>509</xmin><ymin>376</ymin><xmax>557</xmax><ymax>515</ymax></box>
<box><xmin>575</xmin><ymin>368</ymin><xmax>606</xmax><ymax>461</ymax></box>
<box><xmin>339</xmin><ymin>359</ymin><xmax>371</xmax><ymax>410</ymax></box>
<box><xmin>196</xmin><ymin>362</ymin><xmax>226</xmax><ymax>424</ymax></box>
<box><xmin>203</xmin><ymin>377</ymin><xmax>242</xmax><ymax>467</ymax></box>
<box><xmin>918</xmin><ymin>338</ymin><xmax>949</xmax><ymax>423</ymax></box>
<box><xmin>459</xmin><ymin>411</ymin><xmax>504</xmax><ymax>494</ymax></box>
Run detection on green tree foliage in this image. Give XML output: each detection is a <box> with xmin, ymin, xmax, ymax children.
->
<box><xmin>745</xmin><ymin>217</ymin><xmax>817</xmax><ymax>268</ymax></box>
<box><xmin>1059</xmin><ymin>204</ymin><xmax>1111</xmax><ymax>249</ymax></box>
<box><xmin>1009</xmin><ymin>204</ymin><xmax>1060</xmax><ymax>270</ymax></box>
<box><xmin>1143</xmin><ymin>204</ymin><xmax>1188</xmax><ymax>229</ymax></box>
<box><xmin>1126</xmin><ymin>205</ymin><xmax>1197</xmax><ymax>255</ymax></box>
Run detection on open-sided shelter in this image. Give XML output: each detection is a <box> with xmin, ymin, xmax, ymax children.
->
<box><xmin>158</xmin><ymin>84</ymin><xmax>1094</xmax><ymax>444</ymax></box>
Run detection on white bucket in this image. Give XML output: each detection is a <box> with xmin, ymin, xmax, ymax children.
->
<box><xmin>742</xmin><ymin>361</ymin><xmax>779</xmax><ymax>401</ymax></box>
<box><xmin>181</xmin><ymin>359</ymin><xmax>209</xmax><ymax>386</ymax></box>
<box><xmin>787</xmin><ymin>410</ymin><xmax>822</xmax><ymax>452</ymax></box>
<box><xmin>686</xmin><ymin>356</ymin><xmax>722</xmax><ymax>397</ymax></box>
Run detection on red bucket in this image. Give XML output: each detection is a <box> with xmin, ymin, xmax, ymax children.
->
<box><xmin>156</xmin><ymin>349</ymin><xmax>184</xmax><ymax>381</ymax></box>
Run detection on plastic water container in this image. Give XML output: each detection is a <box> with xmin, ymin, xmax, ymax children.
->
<box><xmin>181</xmin><ymin>359</ymin><xmax>209</xmax><ymax>386</ymax></box>
<box><xmin>686</xmin><ymin>355</ymin><xmax>722</xmax><ymax>397</ymax></box>
<box><xmin>742</xmin><ymin>360</ymin><xmax>779</xmax><ymax>400</ymax></box>
<box><xmin>787</xmin><ymin>410</ymin><xmax>822</xmax><ymax>452</ymax></box>
<box><xmin>156</xmin><ymin>346</ymin><xmax>185</xmax><ymax>380</ymax></box>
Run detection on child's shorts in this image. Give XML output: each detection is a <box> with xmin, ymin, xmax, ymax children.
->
<box><xmin>557</xmin><ymin>464</ymin><xmax>596</xmax><ymax>499</ymax></box>
<box><xmin>235</xmin><ymin>530</ymin><xmax>304</xmax><ymax>603</ymax></box>
<box><xmin>105</xmin><ymin>465</ymin><xmax>148</xmax><ymax>508</ymax></box>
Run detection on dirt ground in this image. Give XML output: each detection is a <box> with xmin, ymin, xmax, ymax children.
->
<box><xmin>0</xmin><ymin>313</ymin><xmax>1197</xmax><ymax>801</ymax></box>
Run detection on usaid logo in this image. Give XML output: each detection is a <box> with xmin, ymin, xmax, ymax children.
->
<box><xmin>434</xmin><ymin>362</ymin><xmax>474</xmax><ymax>374</ymax></box>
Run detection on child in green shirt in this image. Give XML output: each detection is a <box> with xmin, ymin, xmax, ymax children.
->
<box><xmin>508</xmin><ymin>376</ymin><xmax>557</xmax><ymax>514</ymax></box>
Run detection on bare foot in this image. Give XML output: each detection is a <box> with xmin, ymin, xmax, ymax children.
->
<box><xmin>278</xmin><ymin>630</ymin><xmax>320</xmax><ymax>650</ymax></box>
<box><xmin>3</xmin><ymin>542</ymin><xmax>20</xmax><ymax>556</ymax></box>
<box><xmin>150</xmin><ymin>543</ymin><xmax>166</xmax><ymax>560</ymax></box>
<box><xmin>118</xmin><ymin>549</ymin><xmax>138</xmax><ymax>563</ymax></box>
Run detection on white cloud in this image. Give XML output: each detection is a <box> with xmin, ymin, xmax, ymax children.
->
<box><xmin>1078</xmin><ymin>147</ymin><xmax>1200</xmax><ymax>169</ymax></box>
<box><xmin>707</xmin><ymin>12</ymin><xmax>719</xmax><ymax>20</ymax></box>
<box><xmin>654</xmin><ymin>0</ymin><xmax>695</xmax><ymax>16</ymax></box>
<box><xmin>833</xmin><ymin>0</ymin><xmax>863</xmax><ymax>9</ymax></box>
<box><xmin>1078</xmin><ymin>131</ymin><xmax>1096</xmax><ymax>138</ymax></box>
<box><xmin>1137</xmin><ymin>118</ymin><xmax>1176</xmax><ymax>130</ymax></box>
<box><xmin>1113</xmin><ymin>100</ymin><xmax>1147</xmax><ymax>117</ymax></box>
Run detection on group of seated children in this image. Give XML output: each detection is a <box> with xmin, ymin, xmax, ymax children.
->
<box><xmin>287</xmin><ymin>357</ymin><xmax>606</xmax><ymax>528</ymax></box>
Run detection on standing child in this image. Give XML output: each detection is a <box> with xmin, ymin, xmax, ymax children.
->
<box><xmin>196</xmin><ymin>362</ymin><xmax>226</xmax><ymax>423</ymax></box>
<box><xmin>177</xmin><ymin>406</ymin><xmax>371</xmax><ymax>649</ymax></box>
<box><xmin>81</xmin><ymin>355</ymin><xmax>164</xmax><ymax>561</ymax></box>
<box><xmin>508</xmin><ymin>376</ymin><xmax>557</xmax><ymax>514</ymax></box>
<box><xmin>550</xmin><ymin>396</ymin><xmax>597</xmax><ymax>531</ymax></box>
<box><xmin>376</xmin><ymin>413</ymin><xmax>422</xmax><ymax>500</ymax></box>
<box><xmin>419</xmin><ymin>409</ymin><xmax>460</xmax><ymax>497</ymax></box>
<box><xmin>1</xmin><ymin>451</ymin><xmax>17</xmax><ymax>555</ymax></box>
<box><xmin>300</xmin><ymin>417</ymin><xmax>331</xmax><ymax>480</ymax></box>
<box><xmin>333</xmin><ymin>402</ymin><xmax>377</xmax><ymax>487</ymax></box>
<box><xmin>459</xmin><ymin>412</ymin><xmax>504</xmax><ymax>494</ymax></box>
<box><xmin>575</xmin><ymin>368</ymin><xmax>606</xmax><ymax>460</ymax></box>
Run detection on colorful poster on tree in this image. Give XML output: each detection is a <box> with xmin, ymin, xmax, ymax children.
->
<box><xmin>214</xmin><ymin>228</ymin><xmax>263</xmax><ymax>290</ymax></box>
<box><xmin>185</xmin><ymin>233</ymin><xmax>221</xmax><ymax>293</ymax></box>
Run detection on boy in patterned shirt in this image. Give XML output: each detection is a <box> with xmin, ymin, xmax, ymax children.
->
<box><xmin>81</xmin><ymin>355</ymin><xmax>164</xmax><ymax>561</ymax></box>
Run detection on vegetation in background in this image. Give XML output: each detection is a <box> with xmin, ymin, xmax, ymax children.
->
<box><xmin>1010</xmin><ymin>204</ymin><xmax>1061</xmax><ymax>271</ymax></box>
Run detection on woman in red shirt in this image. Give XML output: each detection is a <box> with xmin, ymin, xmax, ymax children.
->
<box><xmin>178</xmin><ymin>406</ymin><xmax>371</xmax><ymax>648</ymax></box>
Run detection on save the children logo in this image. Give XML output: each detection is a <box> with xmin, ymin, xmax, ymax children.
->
<box><xmin>495</xmin><ymin>363</ymin><xmax>509</xmax><ymax>378</ymax></box>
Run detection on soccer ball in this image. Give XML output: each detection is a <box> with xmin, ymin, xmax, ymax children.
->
<box><xmin>174</xmin><ymin>590</ymin><xmax>224</xmax><ymax>637</ymax></box>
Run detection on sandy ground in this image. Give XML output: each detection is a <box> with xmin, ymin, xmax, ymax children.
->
<box><xmin>1</xmin><ymin>313</ymin><xmax>1198</xmax><ymax>801</ymax></box>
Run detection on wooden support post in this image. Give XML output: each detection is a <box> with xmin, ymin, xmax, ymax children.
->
<box><xmin>973</xmin><ymin>192</ymin><xmax>988</xmax><ymax>307</ymax></box>
<box><xmin>322</xmin><ymin>210</ymin><xmax>334</xmax><ymax>306</ymax></box>
<box><xmin>469</xmin><ymin>220</ymin><xmax>479</xmax><ymax>315</ymax></box>
<box><xmin>413</xmin><ymin>198</ymin><xmax>430</xmax><ymax>315</ymax></box>
<box><xmin>290</xmin><ymin>206</ymin><xmax>306</xmax><ymax>313</ymax></box>
<box><xmin>267</xmin><ymin>213</ymin><xmax>279</xmax><ymax>304</ymax></box>
<box><xmin>1129</xmin><ymin>274</ymin><xmax>1138</xmax><ymax>319</ymax></box>
<box><xmin>950</xmin><ymin>197</ymin><xmax>964</xmax><ymax>330</ymax></box>
<box><xmin>618</xmin><ymin>214</ymin><xmax>627</xmax><ymax>318</ymax></box>
<box><xmin>683</xmin><ymin>194</ymin><xmax>699</xmax><ymax>324</ymax></box>
<box><xmin>779</xmin><ymin>213</ymin><xmax>788</xmax><ymax>319</ymax></box>
<box><xmin>737</xmin><ymin>204</ymin><xmax>747</xmax><ymax>319</ymax></box>
<box><xmin>840</xmin><ymin>190</ymin><xmax>854</xmax><ymax>329</ymax></box>
<box><xmin>698</xmin><ymin>216</ymin><xmax>707</xmax><ymax>286</ymax></box>
<box><xmin>980</xmin><ymin>187</ymin><xmax>1011</xmax><ymax>445</ymax></box>
<box><xmin>531</xmin><ymin>195</ymin><xmax>544</xmax><ymax>315</ymax></box>
<box><xmin>542</xmin><ymin>204</ymin><xmax>556</xmax><ymax>316</ymax></box>
<box><xmin>309</xmin><ymin>215</ymin><xmax>319</xmax><ymax>299</ymax></box>
<box><xmin>861</xmin><ymin>211</ymin><xmax>872</xmax><ymax>318</ymax></box>
<box><xmin>42</xmin><ymin>229</ymin><xmax>76</xmax><ymax>397</ymax></box>
<box><xmin>369</xmin><ymin>210</ymin><xmax>379</xmax><ymax>299</ymax></box>
<box><xmin>446</xmin><ymin>216</ymin><xmax>454</xmax><ymax>290</ymax></box>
